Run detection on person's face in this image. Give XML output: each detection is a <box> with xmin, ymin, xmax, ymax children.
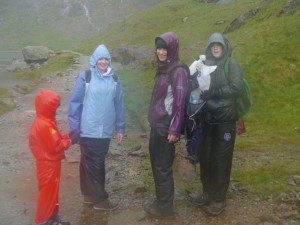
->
<box><xmin>96</xmin><ymin>58</ymin><xmax>110</xmax><ymax>73</ymax></box>
<box><xmin>156</xmin><ymin>48</ymin><xmax>168</xmax><ymax>62</ymax></box>
<box><xmin>210</xmin><ymin>43</ymin><xmax>223</xmax><ymax>58</ymax></box>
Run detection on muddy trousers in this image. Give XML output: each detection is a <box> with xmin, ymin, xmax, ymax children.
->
<box><xmin>199</xmin><ymin>121</ymin><xmax>236</xmax><ymax>202</ymax></box>
<box><xmin>79</xmin><ymin>137</ymin><xmax>111</xmax><ymax>203</ymax></box>
<box><xmin>35</xmin><ymin>160</ymin><xmax>61</xmax><ymax>224</ymax></box>
<box><xmin>149</xmin><ymin>127</ymin><xmax>175</xmax><ymax>209</ymax></box>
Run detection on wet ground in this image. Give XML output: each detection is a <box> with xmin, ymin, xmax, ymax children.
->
<box><xmin>0</xmin><ymin>55</ymin><xmax>285</xmax><ymax>225</ymax></box>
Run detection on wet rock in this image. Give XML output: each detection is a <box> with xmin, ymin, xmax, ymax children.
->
<box><xmin>131</xmin><ymin>144</ymin><xmax>142</xmax><ymax>151</ymax></box>
<box><xmin>228</xmin><ymin>180</ymin><xmax>246</xmax><ymax>192</ymax></box>
<box><xmin>183</xmin><ymin>16</ymin><xmax>189</xmax><ymax>22</ymax></box>
<box><xmin>139</xmin><ymin>133</ymin><xmax>148</xmax><ymax>138</ymax></box>
<box><xmin>134</xmin><ymin>187</ymin><xmax>147</xmax><ymax>194</ymax></box>
<box><xmin>108</xmin><ymin>148</ymin><xmax>122</xmax><ymax>156</ymax></box>
<box><xmin>279</xmin><ymin>0</ymin><xmax>300</xmax><ymax>16</ymax></box>
<box><xmin>128</xmin><ymin>149</ymin><xmax>146</xmax><ymax>157</ymax></box>
<box><xmin>22</xmin><ymin>46</ymin><xmax>55</xmax><ymax>64</ymax></box>
<box><xmin>288</xmin><ymin>175</ymin><xmax>300</xmax><ymax>186</ymax></box>
<box><xmin>224</xmin><ymin>7</ymin><xmax>260</xmax><ymax>33</ymax></box>
<box><xmin>111</xmin><ymin>44</ymin><xmax>154</xmax><ymax>69</ymax></box>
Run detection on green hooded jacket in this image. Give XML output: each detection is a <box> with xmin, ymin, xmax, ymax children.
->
<box><xmin>203</xmin><ymin>32</ymin><xmax>243</xmax><ymax>123</ymax></box>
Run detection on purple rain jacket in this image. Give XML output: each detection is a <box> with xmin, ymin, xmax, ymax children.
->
<box><xmin>148</xmin><ymin>32</ymin><xmax>189</xmax><ymax>136</ymax></box>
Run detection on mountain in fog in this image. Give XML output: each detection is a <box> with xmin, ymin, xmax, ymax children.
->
<box><xmin>0</xmin><ymin>0</ymin><xmax>161</xmax><ymax>50</ymax></box>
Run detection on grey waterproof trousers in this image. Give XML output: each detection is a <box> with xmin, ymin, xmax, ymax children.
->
<box><xmin>149</xmin><ymin>127</ymin><xmax>175</xmax><ymax>209</ymax></box>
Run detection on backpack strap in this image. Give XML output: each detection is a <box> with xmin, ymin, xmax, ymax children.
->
<box><xmin>85</xmin><ymin>69</ymin><xmax>91</xmax><ymax>83</ymax></box>
<box><xmin>167</xmin><ymin>62</ymin><xmax>190</xmax><ymax>84</ymax></box>
<box><xmin>84</xmin><ymin>70</ymin><xmax>91</xmax><ymax>102</ymax></box>
<box><xmin>224</xmin><ymin>57</ymin><xmax>231</xmax><ymax>78</ymax></box>
<box><xmin>84</xmin><ymin>70</ymin><xmax>119</xmax><ymax>99</ymax></box>
<box><xmin>168</xmin><ymin>62</ymin><xmax>190</xmax><ymax>81</ymax></box>
<box><xmin>112</xmin><ymin>74</ymin><xmax>119</xmax><ymax>98</ymax></box>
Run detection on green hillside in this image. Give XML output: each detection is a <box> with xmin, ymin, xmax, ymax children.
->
<box><xmin>77</xmin><ymin>0</ymin><xmax>300</xmax><ymax>196</ymax></box>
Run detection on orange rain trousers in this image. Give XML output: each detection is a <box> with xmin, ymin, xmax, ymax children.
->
<box><xmin>35</xmin><ymin>160</ymin><xmax>61</xmax><ymax>224</ymax></box>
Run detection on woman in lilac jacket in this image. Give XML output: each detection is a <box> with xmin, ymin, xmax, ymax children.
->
<box><xmin>145</xmin><ymin>32</ymin><xmax>189</xmax><ymax>218</ymax></box>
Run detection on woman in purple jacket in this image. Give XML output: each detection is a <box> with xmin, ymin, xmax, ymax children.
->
<box><xmin>145</xmin><ymin>32</ymin><xmax>189</xmax><ymax>218</ymax></box>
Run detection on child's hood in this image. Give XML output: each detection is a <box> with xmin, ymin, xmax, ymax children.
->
<box><xmin>35</xmin><ymin>89</ymin><xmax>60</xmax><ymax>119</ymax></box>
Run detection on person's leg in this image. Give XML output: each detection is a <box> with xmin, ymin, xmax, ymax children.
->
<box><xmin>210</xmin><ymin>122</ymin><xmax>235</xmax><ymax>201</ymax></box>
<box><xmin>199</xmin><ymin>122</ymin><xmax>214</xmax><ymax>195</ymax></box>
<box><xmin>79</xmin><ymin>138</ymin><xmax>110</xmax><ymax>203</ymax></box>
<box><xmin>147</xmin><ymin>127</ymin><xmax>175</xmax><ymax>213</ymax></box>
<box><xmin>205</xmin><ymin>122</ymin><xmax>235</xmax><ymax>215</ymax></box>
<box><xmin>189</xmin><ymin>122</ymin><xmax>213</xmax><ymax>206</ymax></box>
<box><xmin>35</xmin><ymin>161</ymin><xmax>61</xmax><ymax>224</ymax></box>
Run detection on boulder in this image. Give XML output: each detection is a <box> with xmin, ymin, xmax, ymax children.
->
<box><xmin>111</xmin><ymin>44</ymin><xmax>154</xmax><ymax>68</ymax></box>
<box><xmin>22</xmin><ymin>46</ymin><xmax>55</xmax><ymax>64</ymax></box>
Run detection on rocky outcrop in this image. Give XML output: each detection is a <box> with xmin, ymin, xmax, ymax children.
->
<box><xmin>279</xmin><ymin>0</ymin><xmax>300</xmax><ymax>16</ymax></box>
<box><xmin>224</xmin><ymin>7</ymin><xmax>260</xmax><ymax>33</ymax></box>
<box><xmin>22</xmin><ymin>46</ymin><xmax>55</xmax><ymax>64</ymax></box>
<box><xmin>195</xmin><ymin>0</ymin><xmax>234</xmax><ymax>3</ymax></box>
<box><xmin>224</xmin><ymin>0</ymin><xmax>300</xmax><ymax>33</ymax></box>
<box><xmin>111</xmin><ymin>44</ymin><xmax>155</xmax><ymax>69</ymax></box>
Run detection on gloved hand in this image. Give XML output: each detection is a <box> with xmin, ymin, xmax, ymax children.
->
<box><xmin>200</xmin><ymin>90</ymin><xmax>213</xmax><ymax>101</ymax></box>
<box><xmin>69</xmin><ymin>129</ymin><xmax>80</xmax><ymax>145</ymax></box>
<box><xmin>61</xmin><ymin>133</ymin><xmax>69</xmax><ymax>139</ymax></box>
<box><xmin>201</xmin><ymin>89</ymin><xmax>221</xmax><ymax>101</ymax></box>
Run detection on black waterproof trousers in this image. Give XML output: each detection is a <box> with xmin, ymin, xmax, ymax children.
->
<box><xmin>79</xmin><ymin>137</ymin><xmax>111</xmax><ymax>203</ymax></box>
<box><xmin>199</xmin><ymin>121</ymin><xmax>236</xmax><ymax>202</ymax></box>
<box><xmin>149</xmin><ymin>127</ymin><xmax>175</xmax><ymax>209</ymax></box>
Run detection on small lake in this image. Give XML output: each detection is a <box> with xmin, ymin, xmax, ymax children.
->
<box><xmin>0</xmin><ymin>51</ymin><xmax>23</xmax><ymax>67</ymax></box>
<box><xmin>0</xmin><ymin>51</ymin><xmax>27</xmax><ymax>89</ymax></box>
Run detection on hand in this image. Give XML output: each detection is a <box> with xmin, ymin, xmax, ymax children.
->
<box><xmin>61</xmin><ymin>133</ymin><xmax>69</xmax><ymax>139</ymax></box>
<box><xmin>116</xmin><ymin>133</ymin><xmax>124</xmax><ymax>143</ymax></box>
<box><xmin>69</xmin><ymin>129</ymin><xmax>80</xmax><ymax>145</ymax></box>
<box><xmin>200</xmin><ymin>90</ymin><xmax>213</xmax><ymax>101</ymax></box>
<box><xmin>168</xmin><ymin>134</ymin><xmax>179</xmax><ymax>143</ymax></box>
<box><xmin>62</xmin><ymin>138</ymin><xmax>72</xmax><ymax>151</ymax></box>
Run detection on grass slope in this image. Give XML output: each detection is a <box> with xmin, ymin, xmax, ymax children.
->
<box><xmin>76</xmin><ymin>0</ymin><xmax>300</xmax><ymax>197</ymax></box>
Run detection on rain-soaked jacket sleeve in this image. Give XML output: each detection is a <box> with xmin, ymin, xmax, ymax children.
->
<box><xmin>40</xmin><ymin>127</ymin><xmax>71</xmax><ymax>153</ymax></box>
<box><xmin>169</xmin><ymin>67</ymin><xmax>189</xmax><ymax>136</ymax></box>
<box><xmin>114</xmin><ymin>79</ymin><xmax>125</xmax><ymax>134</ymax></box>
<box><xmin>68</xmin><ymin>72</ymin><xmax>86</xmax><ymax>142</ymax></box>
<box><xmin>217</xmin><ymin>58</ymin><xmax>243</xmax><ymax>98</ymax></box>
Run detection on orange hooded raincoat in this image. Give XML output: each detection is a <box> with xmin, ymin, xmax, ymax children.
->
<box><xmin>29</xmin><ymin>89</ymin><xmax>71</xmax><ymax>224</ymax></box>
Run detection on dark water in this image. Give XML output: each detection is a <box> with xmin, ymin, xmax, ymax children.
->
<box><xmin>0</xmin><ymin>51</ymin><xmax>27</xmax><ymax>88</ymax></box>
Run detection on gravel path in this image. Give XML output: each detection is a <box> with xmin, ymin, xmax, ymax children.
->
<box><xmin>1</xmin><ymin>55</ymin><xmax>297</xmax><ymax>225</ymax></box>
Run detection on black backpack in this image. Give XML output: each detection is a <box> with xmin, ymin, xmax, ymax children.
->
<box><xmin>167</xmin><ymin>63</ymin><xmax>201</xmax><ymax>135</ymax></box>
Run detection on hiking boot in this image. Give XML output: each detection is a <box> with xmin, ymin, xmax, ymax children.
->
<box><xmin>189</xmin><ymin>193</ymin><xmax>211</xmax><ymax>206</ymax></box>
<box><xmin>50</xmin><ymin>222</ymin><xmax>70</xmax><ymax>225</ymax></box>
<box><xmin>205</xmin><ymin>201</ymin><xmax>226</xmax><ymax>216</ymax></box>
<box><xmin>144</xmin><ymin>202</ymin><xmax>175</xmax><ymax>218</ymax></box>
<box><xmin>83</xmin><ymin>195</ymin><xmax>93</xmax><ymax>204</ymax></box>
<box><xmin>47</xmin><ymin>214</ymin><xmax>70</xmax><ymax>225</ymax></box>
<box><xmin>93</xmin><ymin>199</ymin><xmax>119</xmax><ymax>211</ymax></box>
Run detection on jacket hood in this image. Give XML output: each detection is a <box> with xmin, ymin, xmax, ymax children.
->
<box><xmin>205</xmin><ymin>32</ymin><xmax>232</xmax><ymax>63</ymax></box>
<box><xmin>155</xmin><ymin>32</ymin><xmax>180</xmax><ymax>71</ymax></box>
<box><xmin>35</xmin><ymin>89</ymin><xmax>60</xmax><ymax>120</ymax></box>
<box><xmin>90</xmin><ymin>44</ymin><xmax>112</xmax><ymax>68</ymax></box>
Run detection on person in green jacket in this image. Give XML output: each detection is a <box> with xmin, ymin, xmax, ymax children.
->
<box><xmin>190</xmin><ymin>32</ymin><xmax>243</xmax><ymax>216</ymax></box>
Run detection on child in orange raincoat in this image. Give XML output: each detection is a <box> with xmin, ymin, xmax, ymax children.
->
<box><xmin>29</xmin><ymin>89</ymin><xmax>71</xmax><ymax>225</ymax></box>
